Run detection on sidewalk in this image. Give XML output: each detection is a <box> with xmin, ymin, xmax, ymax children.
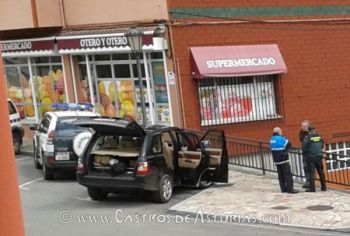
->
<box><xmin>169</xmin><ymin>170</ymin><xmax>350</xmax><ymax>232</ymax></box>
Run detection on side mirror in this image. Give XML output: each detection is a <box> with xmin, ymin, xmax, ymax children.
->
<box><xmin>29</xmin><ymin>124</ymin><xmax>38</xmax><ymax>131</ymax></box>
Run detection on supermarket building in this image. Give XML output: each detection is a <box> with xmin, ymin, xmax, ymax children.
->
<box><xmin>1</xmin><ymin>0</ymin><xmax>350</xmax><ymax>174</ymax></box>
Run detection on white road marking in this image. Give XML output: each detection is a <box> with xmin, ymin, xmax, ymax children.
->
<box><xmin>19</xmin><ymin>177</ymin><xmax>43</xmax><ymax>190</ymax></box>
<box><xmin>16</xmin><ymin>156</ymin><xmax>32</xmax><ymax>162</ymax></box>
<box><xmin>74</xmin><ymin>197</ymin><xmax>92</xmax><ymax>202</ymax></box>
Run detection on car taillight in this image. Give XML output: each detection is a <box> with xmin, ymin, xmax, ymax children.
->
<box><xmin>47</xmin><ymin>131</ymin><xmax>56</xmax><ymax>145</ymax></box>
<box><xmin>136</xmin><ymin>161</ymin><xmax>152</xmax><ymax>176</ymax></box>
<box><xmin>77</xmin><ymin>158</ymin><xmax>87</xmax><ymax>174</ymax></box>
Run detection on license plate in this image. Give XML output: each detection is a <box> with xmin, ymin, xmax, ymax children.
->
<box><xmin>55</xmin><ymin>152</ymin><xmax>70</xmax><ymax>161</ymax></box>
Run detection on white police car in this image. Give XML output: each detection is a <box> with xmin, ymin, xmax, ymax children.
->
<box><xmin>30</xmin><ymin>103</ymin><xmax>99</xmax><ymax>180</ymax></box>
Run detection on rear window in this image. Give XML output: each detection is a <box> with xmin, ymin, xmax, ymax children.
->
<box><xmin>8</xmin><ymin>101</ymin><xmax>17</xmax><ymax>115</ymax></box>
<box><xmin>56</xmin><ymin>117</ymin><xmax>91</xmax><ymax>136</ymax></box>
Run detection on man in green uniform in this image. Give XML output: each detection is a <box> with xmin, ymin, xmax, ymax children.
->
<box><xmin>302</xmin><ymin>125</ymin><xmax>327</xmax><ymax>192</ymax></box>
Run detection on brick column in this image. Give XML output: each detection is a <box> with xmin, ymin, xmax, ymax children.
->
<box><xmin>0</xmin><ymin>50</ymin><xmax>25</xmax><ymax>235</ymax></box>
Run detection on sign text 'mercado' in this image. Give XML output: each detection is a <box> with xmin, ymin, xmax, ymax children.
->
<box><xmin>206</xmin><ymin>57</ymin><xmax>276</xmax><ymax>69</ymax></box>
<box><xmin>1</xmin><ymin>41</ymin><xmax>32</xmax><ymax>51</ymax></box>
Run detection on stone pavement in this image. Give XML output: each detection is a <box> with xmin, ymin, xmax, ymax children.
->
<box><xmin>169</xmin><ymin>171</ymin><xmax>350</xmax><ymax>232</ymax></box>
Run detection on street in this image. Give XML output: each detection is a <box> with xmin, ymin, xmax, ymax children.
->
<box><xmin>16</xmin><ymin>153</ymin><xmax>348</xmax><ymax>236</ymax></box>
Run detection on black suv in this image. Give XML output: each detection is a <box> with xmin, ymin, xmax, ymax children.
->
<box><xmin>74</xmin><ymin>118</ymin><xmax>228</xmax><ymax>203</ymax></box>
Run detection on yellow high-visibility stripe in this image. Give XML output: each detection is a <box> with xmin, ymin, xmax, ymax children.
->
<box><xmin>310</xmin><ymin>136</ymin><xmax>322</xmax><ymax>142</ymax></box>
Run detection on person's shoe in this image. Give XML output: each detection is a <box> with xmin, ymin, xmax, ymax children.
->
<box><xmin>321</xmin><ymin>187</ymin><xmax>327</xmax><ymax>191</ymax></box>
<box><xmin>302</xmin><ymin>184</ymin><xmax>310</xmax><ymax>189</ymax></box>
<box><xmin>287</xmin><ymin>189</ymin><xmax>299</xmax><ymax>194</ymax></box>
<box><xmin>305</xmin><ymin>189</ymin><xmax>316</xmax><ymax>192</ymax></box>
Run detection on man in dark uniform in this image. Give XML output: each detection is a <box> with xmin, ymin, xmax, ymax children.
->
<box><xmin>302</xmin><ymin>125</ymin><xmax>327</xmax><ymax>192</ymax></box>
<box><xmin>299</xmin><ymin>120</ymin><xmax>311</xmax><ymax>188</ymax></box>
<box><xmin>270</xmin><ymin>127</ymin><xmax>299</xmax><ymax>194</ymax></box>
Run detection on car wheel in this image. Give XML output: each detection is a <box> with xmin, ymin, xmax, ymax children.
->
<box><xmin>152</xmin><ymin>173</ymin><xmax>173</xmax><ymax>203</ymax></box>
<box><xmin>87</xmin><ymin>188</ymin><xmax>108</xmax><ymax>201</ymax></box>
<box><xmin>43</xmin><ymin>161</ymin><xmax>54</xmax><ymax>180</ymax></box>
<box><xmin>33</xmin><ymin>146</ymin><xmax>42</xmax><ymax>169</ymax></box>
<box><xmin>13</xmin><ymin>135</ymin><xmax>21</xmax><ymax>155</ymax></box>
<box><xmin>199</xmin><ymin>180</ymin><xmax>213</xmax><ymax>189</ymax></box>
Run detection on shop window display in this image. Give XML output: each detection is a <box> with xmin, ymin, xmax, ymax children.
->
<box><xmin>76</xmin><ymin>53</ymin><xmax>171</xmax><ymax>125</ymax></box>
<box><xmin>78</xmin><ymin>64</ymin><xmax>92</xmax><ymax>103</ymax></box>
<box><xmin>31</xmin><ymin>56</ymin><xmax>66</xmax><ymax>117</ymax></box>
<box><xmin>150</xmin><ymin>62</ymin><xmax>170</xmax><ymax>123</ymax></box>
<box><xmin>4</xmin><ymin>56</ymin><xmax>67</xmax><ymax>121</ymax></box>
<box><xmin>96</xmin><ymin>80</ymin><xmax>136</xmax><ymax>120</ymax></box>
<box><xmin>4</xmin><ymin>58</ymin><xmax>35</xmax><ymax>121</ymax></box>
<box><xmin>198</xmin><ymin>75</ymin><xmax>279</xmax><ymax>126</ymax></box>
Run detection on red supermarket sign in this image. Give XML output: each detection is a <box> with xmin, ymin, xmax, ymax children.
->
<box><xmin>0</xmin><ymin>39</ymin><xmax>55</xmax><ymax>53</ymax></box>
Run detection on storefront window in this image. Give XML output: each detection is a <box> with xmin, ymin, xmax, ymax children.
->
<box><xmin>31</xmin><ymin>56</ymin><xmax>66</xmax><ymax>117</ymax></box>
<box><xmin>198</xmin><ymin>75</ymin><xmax>280</xmax><ymax>126</ymax></box>
<box><xmin>114</xmin><ymin>64</ymin><xmax>131</xmax><ymax>78</ymax></box>
<box><xmin>96</xmin><ymin>65</ymin><xmax>112</xmax><ymax>78</ymax></box>
<box><xmin>75</xmin><ymin>53</ymin><xmax>171</xmax><ymax>125</ymax></box>
<box><xmin>4</xmin><ymin>58</ymin><xmax>35</xmax><ymax>122</ymax></box>
<box><xmin>150</xmin><ymin>61</ymin><xmax>170</xmax><ymax>123</ymax></box>
<box><xmin>97</xmin><ymin>80</ymin><xmax>136</xmax><ymax>119</ymax></box>
<box><xmin>78</xmin><ymin>64</ymin><xmax>91</xmax><ymax>103</ymax></box>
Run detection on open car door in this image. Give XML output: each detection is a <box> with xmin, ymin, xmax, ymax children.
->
<box><xmin>200</xmin><ymin>129</ymin><xmax>228</xmax><ymax>183</ymax></box>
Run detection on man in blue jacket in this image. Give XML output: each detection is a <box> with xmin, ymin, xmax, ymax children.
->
<box><xmin>270</xmin><ymin>127</ymin><xmax>299</xmax><ymax>194</ymax></box>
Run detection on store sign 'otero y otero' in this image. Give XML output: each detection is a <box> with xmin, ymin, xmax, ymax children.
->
<box><xmin>79</xmin><ymin>36</ymin><xmax>128</xmax><ymax>48</ymax></box>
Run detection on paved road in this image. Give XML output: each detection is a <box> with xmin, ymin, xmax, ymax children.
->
<box><xmin>16</xmin><ymin>154</ymin><xmax>348</xmax><ymax>236</ymax></box>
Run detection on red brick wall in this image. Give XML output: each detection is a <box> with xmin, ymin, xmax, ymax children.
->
<box><xmin>170</xmin><ymin>21</ymin><xmax>350</xmax><ymax>146</ymax></box>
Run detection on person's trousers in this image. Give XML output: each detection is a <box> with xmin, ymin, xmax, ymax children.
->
<box><xmin>276</xmin><ymin>162</ymin><xmax>294</xmax><ymax>192</ymax></box>
<box><xmin>307</xmin><ymin>156</ymin><xmax>326</xmax><ymax>191</ymax></box>
<box><xmin>302</xmin><ymin>155</ymin><xmax>310</xmax><ymax>183</ymax></box>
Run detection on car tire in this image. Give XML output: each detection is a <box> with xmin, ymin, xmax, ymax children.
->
<box><xmin>13</xmin><ymin>134</ymin><xmax>21</xmax><ymax>155</ymax></box>
<box><xmin>87</xmin><ymin>188</ymin><xmax>108</xmax><ymax>201</ymax></box>
<box><xmin>43</xmin><ymin>161</ymin><xmax>54</xmax><ymax>180</ymax></box>
<box><xmin>199</xmin><ymin>180</ymin><xmax>213</xmax><ymax>189</ymax></box>
<box><xmin>33</xmin><ymin>145</ymin><xmax>42</xmax><ymax>169</ymax></box>
<box><xmin>152</xmin><ymin>173</ymin><xmax>173</xmax><ymax>203</ymax></box>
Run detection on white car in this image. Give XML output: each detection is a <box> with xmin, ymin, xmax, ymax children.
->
<box><xmin>8</xmin><ymin>99</ymin><xmax>24</xmax><ymax>154</ymax></box>
<box><xmin>30</xmin><ymin>106</ymin><xmax>99</xmax><ymax>180</ymax></box>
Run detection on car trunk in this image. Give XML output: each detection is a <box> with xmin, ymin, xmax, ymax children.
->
<box><xmin>73</xmin><ymin>118</ymin><xmax>145</xmax><ymax>176</ymax></box>
<box><xmin>86</xmin><ymin>136</ymin><xmax>142</xmax><ymax>176</ymax></box>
